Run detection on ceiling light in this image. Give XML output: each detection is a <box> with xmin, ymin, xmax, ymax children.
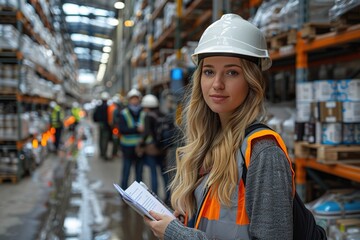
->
<box><xmin>108</xmin><ymin>18</ymin><xmax>119</xmax><ymax>26</ymax></box>
<box><xmin>124</xmin><ymin>20</ymin><xmax>134</xmax><ymax>27</ymax></box>
<box><xmin>97</xmin><ymin>64</ymin><xmax>107</xmax><ymax>82</ymax></box>
<box><xmin>103</xmin><ymin>46</ymin><xmax>111</xmax><ymax>53</ymax></box>
<box><xmin>114</xmin><ymin>2</ymin><xmax>125</xmax><ymax>10</ymax></box>
<box><xmin>101</xmin><ymin>53</ymin><xmax>110</xmax><ymax>59</ymax></box>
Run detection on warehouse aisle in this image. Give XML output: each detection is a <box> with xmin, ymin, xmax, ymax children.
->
<box><xmin>0</xmin><ymin>117</ymin><xmax>161</xmax><ymax>240</ymax></box>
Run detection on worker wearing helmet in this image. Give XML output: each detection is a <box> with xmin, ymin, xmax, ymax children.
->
<box><xmin>145</xmin><ymin>14</ymin><xmax>294</xmax><ymax>240</ymax></box>
<box><xmin>109</xmin><ymin>94</ymin><xmax>124</xmax><ymax>158</ymax></box>
<box><xmin>138</xmin><ymin>94</ymin><xmax>170</xmax><ymax>202</ymax></box>
<box><xmin>69</xmin><ymin>101</ymin><xmax>81</xmax><ymax>133</ymax></box>
<box><xmin>117</xmin><ymin>89</ymin><xmax>146</xmax><ymax>189</ymax></box>
<box><xmin>93</xmin><ymin>92</ymin><xmax>111</xmax><ymax>160</ymax></box>
<box><xmin>49</xmin><ymin>101</ymin><xmax>64</xmax><ymax>153</ymax></box>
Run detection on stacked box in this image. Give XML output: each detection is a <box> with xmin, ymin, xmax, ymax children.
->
<box><xmin>355</xmin><ymin>124</ymin><xmax>360</xmax><ymax>144</ymax></box>
<box><xmin>296</xmin><ymin>79</ymin><xmax>360</xmax><ymax>145</ymax></box>
<box><xmin>337</xmin><ymin>79</ymin><xmax>360</xmax><ymax>123</ymax></box>
<box><xmin>296</xmin><ymin>82</ymin><xmax>313</xmax><ymax>122</ymax></box>
<box><xmin>338</xmin><ymin>79</ymin><xmax>360</xmax><ymax>145</ymax></box>
<box><xmin>322</xmin><ymin>123</ymin><xmax>342</xmax><ymax>145</ymax></box>
<box><xmin>313</xmin><ymin>80</ymin><xmax>338</xmax><ymax>102</ymax></box>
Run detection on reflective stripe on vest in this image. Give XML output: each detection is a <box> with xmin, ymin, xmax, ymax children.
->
<box><xmin>193</xmin><ymin>128</ymin><xmax>295</xmax><ymax>240</ymax></box>
<box><xmin>120</xmin><ymin>108</ymin><xmax>145</xmax><ymax>146</ymax></box>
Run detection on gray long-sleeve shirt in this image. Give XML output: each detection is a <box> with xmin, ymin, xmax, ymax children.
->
<box><xmin>164</xmin><ymin>136</ymin><xmax>294</xmax><ymax>240</ymax></box>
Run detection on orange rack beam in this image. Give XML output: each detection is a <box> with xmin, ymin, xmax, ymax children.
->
<box><xmin>295</xmin><ymin>158</ymin><xmax>360</xmax><ymax>184</ymax></box>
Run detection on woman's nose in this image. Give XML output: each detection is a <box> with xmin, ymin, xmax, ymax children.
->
<box><xmin>212</xmin><ymin>74</ymin><xmax>224</xmax><ymax>90</ymax></box>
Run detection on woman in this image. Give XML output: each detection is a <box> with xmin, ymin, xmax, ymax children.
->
<box><xmin>144</xmin><ymin>14</ymin><xmax>294</xmax><ymax>240</ymax></box>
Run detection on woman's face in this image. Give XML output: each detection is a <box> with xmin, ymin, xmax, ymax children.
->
<box><xmin>201</xmin><ymin>56</ymin><xmax>249</xmax><ymax>119</ymax></box>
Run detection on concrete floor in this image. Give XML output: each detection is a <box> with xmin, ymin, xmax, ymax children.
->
<box><xmin>0</xmin><ymin>118</ymin><xmax>165</xmax><ymax>240</ymax></box>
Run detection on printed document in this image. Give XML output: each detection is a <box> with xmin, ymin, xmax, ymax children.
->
<box><xmin>113</xmin><ymin>181</ymin><xmax>174</xmax><ymax>221</ymax></box>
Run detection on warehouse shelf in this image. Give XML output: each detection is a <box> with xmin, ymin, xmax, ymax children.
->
<box><xmin>1</xmin><ymin>9</ymin><xmax>55</xmax><ymax>54</ymax></box>
<box><xmin>152</xmin><ymin>22</ymin><xmax>176</xmax><ymax>52</ymax></box>
<box><xmin>0</xmin><ymin>1</ymin><xmax>76</xmax><ymax>183</ymax></box>
<box><xmin>130</xmin><ymin>0</ymin><xmax>254</xmax><ymax>69</ymax></box>
<box><xmin>28</xmin><ymin>0</ymin><xmax>54</xmax><ymax>33</ymax></box>
<box><xmin>0</xmin><ymin>50</ymin><xmax>62</xmax><ymax>84</ymax></box>
<box><xmin>151</xmin><ymin>0</ymin><xmax>170</xmax><ymax>21</ymax></box>
<box><xmin>17</xmin><ymin>94</ymin><xmax>51</xmax><ymax>105</ymax></box>
<box><xmin>303</xmin><ymin>24</ymin><xmax>360</xmax><ymax>52</ymax></box>
<box><xmin>295</xmin><ymin>158</ymin><xmax>360</xmax><ymax>184</ymax></box>
<box><xmin>0</xmin><ymin>50</ymin><xmax>21</xmax><ymax>63</ymax></box>
<box><xmin>293</xmin><ymin>16</ymin><xmax>360</xmax><ymax>200</ymax></box>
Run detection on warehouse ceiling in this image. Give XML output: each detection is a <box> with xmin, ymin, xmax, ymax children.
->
<box><xmin>61</xmin><ymin>0</ymin><xmax>120</xmax><ymax>84</ymax></box>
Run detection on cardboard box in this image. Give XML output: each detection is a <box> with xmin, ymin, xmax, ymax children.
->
<box><xmin>337</xmin><ymin>79</ymin><xmax>360</xmax><ymax>101</ymax></box>
<box><xmin>313</xmin><ymin>80</ymin><xmax>338</xmax><ymax>101</ymax></box>
<box><xmin>318</xmin><ymin>101</ymin><xmax>342</xmax><ymax>123</ymax></box>
<box><xmin>321</xmin><ymin>123</ymin><xmax>342</xmax><ymax>145</ymax></box>
<box><xmin>342</xmin><ymin>101</ymin><xmax>360</xmax><ymax>123</ymax></box>
<box><xmin>296</xmin><ymin>101</ymin><xmax>311</xmax><ymax>122</ymax></box>
<box><xmin>296</xmin><ymin>82</ymin><xmax>314</xmax><ymax>101</ymax></box>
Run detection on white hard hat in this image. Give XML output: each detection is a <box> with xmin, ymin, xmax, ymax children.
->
<box><xmin>141</xmin><ymin>94</ymin><xmax>159</xmax><ymax>108</ymax></box>
<box><xmin>112</xmin><ymin>95</ymin><xmax>121</xmax><ymax>104</ymax></box>
<box><xmin>191</xmin><ymin>14</ymin><xmax>272</xmax><ymax>71</ymax></box>
<box><xmin>127</xmin><ymin>89</ymin><xmax>142</xmax><ymax>99</ymax></box>
<box><xmin>72</xmin><ymin>102</ymin><xmax>79</xmax><ymax>108</ymax></box>
<box><xmin>101</xmin><ymin>92</ymin><xmax>110</xmax><ymax>100</ymax></box>
<box><xmin>50</xmin><ymin>101</ymin><xmax>57</xmax><ymax>108</ymax></box>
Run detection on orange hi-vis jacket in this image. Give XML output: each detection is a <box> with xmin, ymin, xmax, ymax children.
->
<box><xmin>191</xmin><ymin>128</ymin><xmax>295</xmax><ymax>240</ymax></box>
<box><xmin>108</xmin><ymin>103</ymin><xmax>117</xmax><ymax>126</ymax></box>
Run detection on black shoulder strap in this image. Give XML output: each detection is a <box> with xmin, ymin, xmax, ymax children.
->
<box><xmin>241</xmin><ymin>123</ymin><xmax>272</xmax><ymax>185</ymax></box>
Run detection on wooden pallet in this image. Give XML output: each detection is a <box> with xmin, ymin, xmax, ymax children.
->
<box><xmin>295</xmin><ymin>141</ymin><xmax>360</xmax><ymax>164</ymax></box>
<box><xmin>332</xmin><ymin>5</ymin><xmax>360</xmax><ymax>32</ymax></box>
<box><xmin>0</xmin><ymin>174</ymin><xmax>19</xmax><ymax>184</ymax></box>
<box><xmin>0</xmin><ymin>49</ymin><xmax>18</xmax><ymax>60</ymax></box>
<box><xmin>301</xmin><ymin>22</ymin><xmax>334</xmax><ymax>40</ymax></box>
<box><xmin>0</xmin><ymin>48</ymin><xmax>17</xmax><ymax>52</ymax></box>
<box><xmin>270</xmin><ymin>29</ymin><xmax>297</xmax><ymax>51</ymax></box>
<box><xmin>0</xmin><ymin>87</ymin><xmax>17</xmax><ymax>94</ymax></box>
<box><xmin>0</xmin><ymin>6</ymin><xmax>17</xmax><ymax>12</ymax></box>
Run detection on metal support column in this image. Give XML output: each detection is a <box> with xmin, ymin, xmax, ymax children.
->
<box><xmin>116</xmin><ymin>9</ymin><xmax>124</xmax><ymax>93</ymax></box>
<box><xmin>223</xmin><ymin>0</ymin><xmax>230</xmax><ymax>13</ymax></box>
<box><xmin>212</xmin><ymin>0</ymin><xmax>223</xmax><ymax>22</ymax></box>
<box><xmin>295</xmin><ymin>0</ymin><xmax>309</xmax><ymax>201</ymax></box>
<box><xmin>175</xmin><ymin>0</ymin><xmax>183</xmax><ymax>63</ymax></box>
<box><xmin>146</xmin><ymin>1</ymin><xmax>154</xmax><ymax>93</ymax></box>
<box><xmin>17</xmin><ymin>0</ymin><xmax>24</xmax><ymax>142</ymax></box>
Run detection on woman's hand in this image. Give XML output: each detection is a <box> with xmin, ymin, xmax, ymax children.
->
<box><xmin>144</xmin><ymin>211</ymin><xmax>175</xmax><ymax>239</ymax></box>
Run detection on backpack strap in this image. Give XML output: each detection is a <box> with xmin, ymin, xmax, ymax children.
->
<box><xmin>241</xmin><ymin>123</ymin><xmax>272</xmax><ymax>185</ymax></box>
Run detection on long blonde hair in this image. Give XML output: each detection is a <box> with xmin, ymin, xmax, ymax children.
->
<box><xmin>170</xmin><ymin>58</ymin><xmax>267</xmax><ymax>217</ymax></box>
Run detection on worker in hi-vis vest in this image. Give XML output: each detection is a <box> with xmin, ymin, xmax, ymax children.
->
<box><xmin>118</xmin><ymin>89</ymin><xmax>146</xmax><ymax>189</ymax></box>
<box><xmin>50</xmin><ymin>101</ymin><xmax>64</xmax><ymax>153</ymax></box>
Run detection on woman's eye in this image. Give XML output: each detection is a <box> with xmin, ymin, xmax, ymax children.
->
<box><xmin>203</xmin><ymin>69</ymin><xmax>214</xmax><ymax>76</ymax></box>
<box><xmin>227</xmin><ymin>70</ymin><xmax>239</xmax><ymax>76</ymax></box>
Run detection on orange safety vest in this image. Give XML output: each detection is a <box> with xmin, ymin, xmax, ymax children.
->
<box><xmin>108</xmin><ymin>103</ymin><xmax>116</xmax><ymax>125</ymax></box>
<box><xmin>191</xmin><ymin>128</ymin><xmax>295</xmax><ymax>240</ymax></box>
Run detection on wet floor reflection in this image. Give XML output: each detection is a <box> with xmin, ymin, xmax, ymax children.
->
<box><xmin>62</xmin><ymin>192</ymin><xmax>157</xmax><ymax>240</ymax></box>
<box><xmin>105</xmin><ymin>195</ymin><xmax>157</xmax><ymax>240</ymax></box>
<box><xmin>60</xmin><ymin>123</ymin><xmax>157</xmax><ymax>240</ymax></box>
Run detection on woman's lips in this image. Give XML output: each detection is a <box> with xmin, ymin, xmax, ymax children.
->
<box><xmin>209</xmin><ymin>94</ymin><xmax>228</xmax><ymax>103</ymax></box>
